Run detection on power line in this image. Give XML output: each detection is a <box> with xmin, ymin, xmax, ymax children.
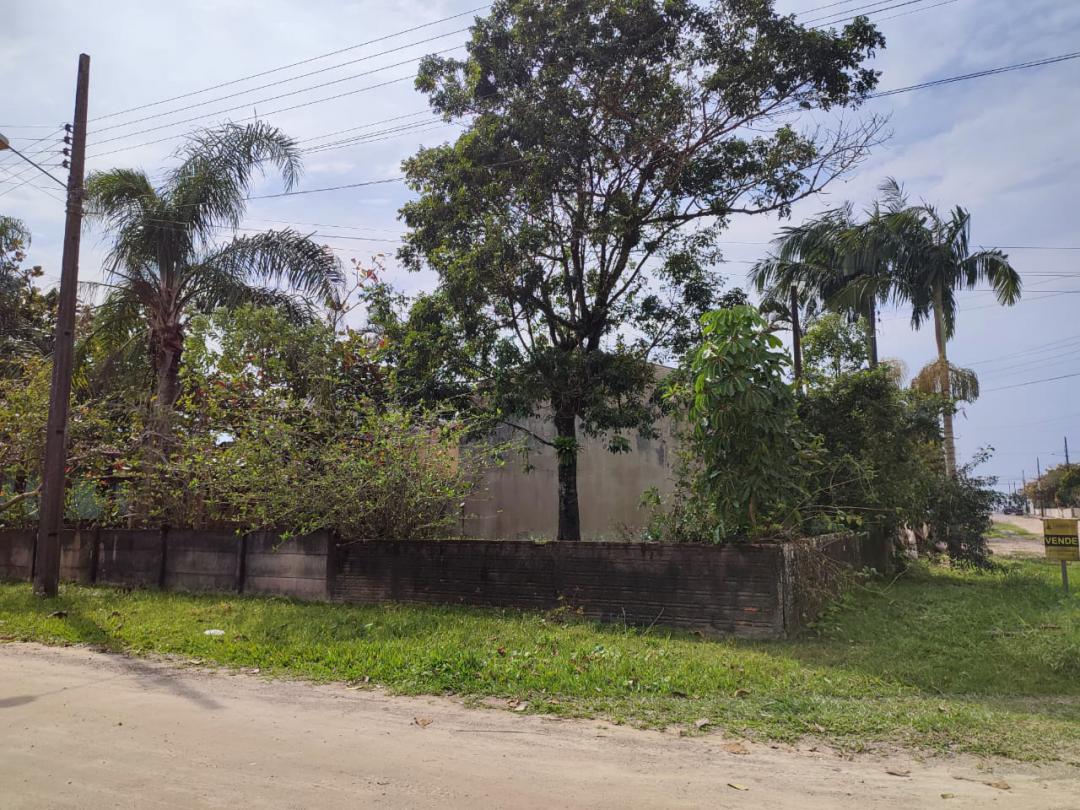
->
<box><xmin>86</xmin><ymin>74</ymin><xmax>414</xmax><ymax>159</ymax></box>
<box><xmin>247</xmin><ymin>176</ymin><xmax>403</xmax><ymax>200</ymax></box>
<box><xmin>997</xmin><ymin>245</ymin><xmax>1080</xmax><ymax>251</ymax></box>
<box><xmin>983</xmin><ymin>371</ymin><xmax>1080</xmax><ymax>393</ymax></box>
<box><xmin>806</xmin><ymin>0</ymin><xmax>934</xmax><ymax>26</ymax></box>
<box><xmin>89</xmin><ymin>28</ymin><xmax>470</xmax><ymax>136</ymax></box>
<box><xmin>87</xmin><ymin>109</ymin><xmax>435</xmax><ymax>162</ymax></box>
<box><xmin>965</xmin><ymin>334</ymin><xmax>1080</xmax><ymax>367</ymax></box>
<box><xmin>89</xmin><ymin>6</ymin><xmax>490</xmax><ymax>123</ymax></box>
<box><xmin>86</xmin><ymin>44</ymin><xmax>462</xmax><ymax>150</ymax></box>
<box><xmin>868</xmin><ymin>51</ymin><xmax>1080</xmax><ymax>98</ymax></box>
<box><xmin>874</xmin><ymin>0</ymin><xmax>958</xmax><ymax>23</ymax></box>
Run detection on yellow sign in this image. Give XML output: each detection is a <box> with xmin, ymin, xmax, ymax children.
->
<box><xmin>1044</xmin><ymin>518</ymin><xmax>1080</xmax><ymax>562</ymax></box>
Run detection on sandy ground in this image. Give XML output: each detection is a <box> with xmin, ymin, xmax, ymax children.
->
<box><xmin>2</xmin><ymin>643</ymin><xmax>1078</xmax><ymax>809</ymax></box>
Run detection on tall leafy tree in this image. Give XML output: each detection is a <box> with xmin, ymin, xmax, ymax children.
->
<box><xmin>0</xmin><ymin>216</ymin><xmax>55</xmax><ymax>368</ymax></box>
<box><xmin>85</xmin><ymin>122</ymin><xmax>342</xmax><ymax>429</ymax></box>
<box><xmin>399</xmin><ymin>0</ymin><xmax>886</xmax><ymax>540</ymax></box>
<box><xmin>883</xmin><ymin>180</ymin><xmax>1022</xmax><ymax>477</ymax></box>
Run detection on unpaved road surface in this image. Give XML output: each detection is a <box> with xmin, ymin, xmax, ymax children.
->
<box><xmin>2</xmin><ymin>644</ymin><xmax>1078</xmax><ymax>808</ymax></box>
<box><xmin>989</xmin><ymin>513</ymin><xmax>1046</xmax><ymax>557</ymax></box>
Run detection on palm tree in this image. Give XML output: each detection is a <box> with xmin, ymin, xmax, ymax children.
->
<box><xmin>85</xmin><ymin>122</ymin><xmax>342</xmax><ymax>430</ymax></box>
<box><xmin>880</xmin><ymin>179</ymin><xmax>1022</xmax><ymax>476</ymax></box>
<box><xmin>751</xmin><ymin>203</ymin><xmax>894</xmax><ymax>375</ymax></box>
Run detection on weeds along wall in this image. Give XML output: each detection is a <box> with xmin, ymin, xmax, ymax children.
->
<box><xmin>0</xmin><ymin>528</ymin><xmax>891</xmax><ymax>639</ymax></box>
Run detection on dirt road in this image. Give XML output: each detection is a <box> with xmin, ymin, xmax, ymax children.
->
<box><xmin>2</xmin><ymin>644</ymin><xmax>1077</xmax><ymax>809</ymax></box>
<box><xmin>989</xmin><ymin>513</ymin><xmax>1047</xmax><ymax>557</ymax></box>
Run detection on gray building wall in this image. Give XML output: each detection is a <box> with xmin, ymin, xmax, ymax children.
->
<box><xmin>463</xmin><ymin>411</ymin><xmax>680</xmax><ymax>541</ymax></box>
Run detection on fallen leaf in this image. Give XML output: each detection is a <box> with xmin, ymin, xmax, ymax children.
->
<box><xmin>720</xmin><ymin>741</ymin><xmax>749</xmax><ymax>755</ymax></box>
<box><xmin>987</xmin><ymin>780</ymin><xmax>1011</xmax><ymax>791</ymax></box>
<box><xmin>48</xmin><ymin>610</ymin><xmax>67</xmax><ymax>619</ymax></box>
<box><xmin>727</xmin><ymin>783</ymin><xmax>749</xmax><ymax>791</ymax></box>
<box><xmin>413</xmin><ymin>717</ymin><xmax>432</xmax><ymax>728</ymax></box>
<box><xmin>514</xmin><ymin>702</ymin><xmax>529</xmax><ymax>712</ymax></box>
<box><xmin>940</xmin><ymin>794</ymin><xmax>956</xmax><ymax>800</ymax></box>
<box><xmin>497</xmin><ymin>646</ymin><xmax>507</xmax><ymax>656</ymax></box>
<box><xmin>733</xmin><ymin>688</ymin><xmax>751</xmax><ymax>698</ymax></box>
<box><xmin>694</xmin><ymin>718</ymin><xmax>711</xmax><ymax>730</ymax></box>
<box><xmin>937</xmin><ymin>704</ymin><xmax>950</xmax><ymax>714</ymax></box>
<box><xmin>885</xmin><ymin>770</ymin><xmax>911</xmax><ymax>778</ymax></box>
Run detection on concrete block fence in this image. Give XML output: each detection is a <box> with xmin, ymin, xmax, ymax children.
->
<box><xmin>0</xmin><ymin>527</ymin><xmax>890</xmax><ymax>638</ymax></box>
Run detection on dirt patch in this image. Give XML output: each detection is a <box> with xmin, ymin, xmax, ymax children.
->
<box><xmin>2</xmin><ymin>642</ymin><xmax>1078</xmax><ymax>809</ymax></box>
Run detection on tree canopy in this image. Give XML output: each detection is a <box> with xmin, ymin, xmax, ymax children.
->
<box><xmin>398</xmin><ymin>0</ymin><xmax>886</xmax><ymax>539</ymax></box>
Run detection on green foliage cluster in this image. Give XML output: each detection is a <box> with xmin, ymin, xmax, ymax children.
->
<box><xmin>664</xmin><ymin>306</ymin><xmax>809</xmax><ymax>537</ymax></box>
<box><xmin>800</xmin><ymin>312</ymin><xmax>869</xmax><ymax>383</ymax></box>
<box><xmin>0</xmin><ymin>306</ymin><xmax>482</xmax><ymax>540</ymax></box>
<box><xmin>1026</xmin><ymin>463</ymin><xmax>1080</xmax><ymax>509</ymax></box>
<box><xmin>0</xmin><ymin>216</ymin><xmax>55</xmax><ymax>370</ymax></box>
<box><xmin>647</xmin><ymin>305</ymin><xmax>998</xmax><ymax>566</ymax></box>
<box><xmin>797</xmin><ymin>366</ymin><xmax>943</xmax><ymax>535</ymax></box>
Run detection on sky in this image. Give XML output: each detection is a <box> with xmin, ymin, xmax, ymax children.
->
<box><xmin>1</xmin><ymin>0</ymin><xmax>1079</xmax><ymax>491</ymax></box>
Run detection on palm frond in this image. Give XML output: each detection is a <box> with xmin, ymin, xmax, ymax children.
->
<box><xmin>167</xmin><ymin>122</ymin><xmax>303</xmax><ymax>240</ymax></box>
<box><xmin>190</xmin><ymin>229</ymin><xmax>343</xmax><ymax>302</ymax></box>
<box><xmin>911</xmin><ymin>358</ymin><xmax>980</xmax><ymax>403</ymax></box>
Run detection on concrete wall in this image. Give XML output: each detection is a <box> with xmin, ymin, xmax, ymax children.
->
<box><xmin>464</xmin><ymin>411</ymin><xmax>680</xmax><ymax>541</ymax></box>
<box><xmin>0</xmin><ymin>528</ymin><xmax>889</xmax><ymax>639</ymax></box>
<box><xmin>1031</xmin><ymin>507</ymin><xmax>1080</xmax><ymax>519</ymax></box>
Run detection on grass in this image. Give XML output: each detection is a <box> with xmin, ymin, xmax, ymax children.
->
<box><xmin>985</xmin><ymin>521</ymin><xmax>1039</xmax><ymax>540</ymax></box>
<box><xmin>2</xmin><ymin>558</ymin><xmax>1080</xmax><ymax>761</ymax></box>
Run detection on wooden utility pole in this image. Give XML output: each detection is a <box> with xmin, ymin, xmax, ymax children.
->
<box><xmin>34</xmin><ymin>54</ymin><xmax>90</xmax><ymax>598</ymax></box>
<box><xmin>1037</xmin><ymin>456</ymin><xmax>1045</xmax><ymax>519</ymax></box>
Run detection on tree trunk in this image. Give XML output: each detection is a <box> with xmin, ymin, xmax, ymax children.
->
<box><xmin>553</xmin><ymin>408</ymin><xmax>581</xmax><ymax>542</ymax></box>
<box><xmin>789</xmin><ymin>285</ymin><xmax>802</xmax><ymax>390</ymax></box>
<box><xmin>865</xmin><ymin>297</ymin><xmax>879</xmax><ymax>369</ymax></box>
<box><xmin>933</xmin><ymin>282</ymin><xmax>956</xmax><ymax>477</ymax></box>
<box><xmin>151</xmin><ymin>321</ymin><xmax>184</xmax><ymax>424</ymax></box>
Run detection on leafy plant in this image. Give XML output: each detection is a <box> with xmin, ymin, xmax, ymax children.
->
<box><xmin>667</xmin><ymin>306</ymin><xmax>808</xmax><ymax>538</ymax></box>
<box><xmin>923</xmin><ymin>451</ymin><xmax>1001</xmax><ymax>568</ymax></box>
<box><xmin>798</xmin><ymin>367</ymin><xmax>942</xmax><ymax>535</ymax></box>
<box><xmin>150</xmin><ymin>306</ymin><xmax>484</xmax><ymax>539</ymax></box>
<box><xmin>801</xmin><ymin>312</ymin><xmax>869</xmax><ymax>383</ymax></box>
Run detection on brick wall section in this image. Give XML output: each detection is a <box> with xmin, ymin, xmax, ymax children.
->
<box><xmin>0</xmin><ymin>528</ymin><xmax>890</xmax><ymax>638</ymax></box>
<box><xmin>331</xmin><ymin>540</ymin><xmax>788</xmax><ymax>637</ymax></box>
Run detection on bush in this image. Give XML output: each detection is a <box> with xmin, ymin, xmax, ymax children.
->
<box><xmin>662</xmin><ymin>306</ymin><xmax>810</xmax><ymax>539</ymax></box>
<box><xmin>798</xmin><ymin>367</ymin><xmax>942</xmax><ymax>535</ymax></box>
<box><xmin>924</xmin><ymin>453</ymin><xmax>999</xmax><ymax>568</ymax></box>
<box><xmin>1</xmin><ymin>306</ymin><xmax>489</xmax><ymax>540</ymax></box>
<box><xmin>144</xmin><ymin>306</ymin><xmax>484</xmax><ymax>539</ymax></box>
